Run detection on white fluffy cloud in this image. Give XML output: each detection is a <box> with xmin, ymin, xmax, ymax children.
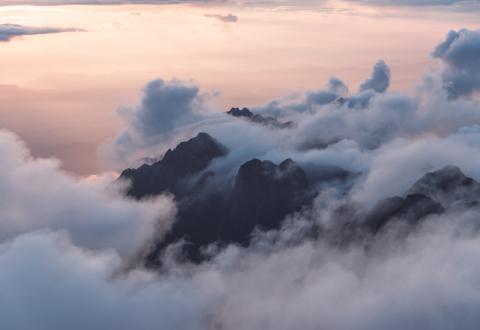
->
<box><xmin>0</xmin><ymin>231</ymin><xmax>214</xmax><ymax>330</ymax></box>
<box><xmin>3</xmin><ymin>210</ymin><xmax>480</xmax><ymax>330</ymax></box>
<box><xmin>0</xmin><ymin>129</ymin><xmax>175</xmax><ymax>260</ymax></box>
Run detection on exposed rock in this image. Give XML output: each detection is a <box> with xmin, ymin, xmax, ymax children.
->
<box><xmin>331</xmin><ymin>166</ymin><xmax>479</xmax><ymax>241</ymax></box>
<box><xmin>408</xmin><ymin>165</ymin><xmax>480</xmax><ymax>208</ymax></box>
<box><xmin>120</xmin><ymin>132</ymin><xmax>227</xmax><ymax>199</ymax></box>
<box><xmin>121</xmin><ymin>138</ymin><xmax>480</xmax><ymax>266</ymax></box>
<box><xmin>226</xmin><ymin>107</ymin><xmax>294</xmax><ymax>129</ymax></box>
<box><xmin>146</xmin><ymin>158</ymin><xmax>310</xmax><ymax>264</ymax></box>
<box><xmin>229</xmin><ymin>158</ymin><xmax>309</xmax><ymax>231</ymax></box>
<box><xmin>227</xmin><ymin>107</ymin><xmax>253</xmax><ymax>118</ymax></box>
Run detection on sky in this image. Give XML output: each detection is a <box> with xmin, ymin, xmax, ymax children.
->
<box><xmin>0</xmin><ymin>0</ymin><xmax>478</xmax><ymax>174</ymax></box>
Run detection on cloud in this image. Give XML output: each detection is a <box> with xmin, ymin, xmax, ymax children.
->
<box><xmin>249</xmin><ymin>61</ymin><xmax>389</xmax><ymax>118</ymax></box>
<box><xmin>0</xmin><ymin>23</ymin><xmax>82</xmax><ymax>42</ymax></box>
<box><xmin>252</xmin><ymin>77</ymin><xmax>349</xmax><ymax>116</ymax></box>
<box><xmin>205</xmin><ymin>13</ymin><xmax>238</xmax><ymax>23</ymax></box>
<box><xmin>0</xmin><ymin>129</ymin><xmax>175</xmax><ymax>260</ymax></box>
<box><xmin>3</xmin><ymin>208</ymin><xmax>480</xmax><ymax>329</ymax></box>
<box><xmin>351</xmin><ymin>127</ymin><xmax>480</xmax><ymax>206</ymax></box>
<box><xmin>0</xmin><ymin>231</ymin><xmax>213</xmax><ymax>330</ymax></box>
<box><xmin>359</xmin><ymin>60</ymin><xmax>391</xmax><ymax>93</ymax></box>
<box><xmin>114</xmin><ymin>79</ymin><xmax>205</xmax><ymax>163</ymax></box>
<box><xmin>203</xmin><ymin>219</ymin><xmax>480</xmax><ymax>330</ymax></box>
<box><xmin>433</xmin><ymin>29</ymin><xmax>480</xmax><ymax>98</ymax></box>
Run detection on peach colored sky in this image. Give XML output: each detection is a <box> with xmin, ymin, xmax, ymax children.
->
<box><xmin>0</xmin><ymin>2</ymin><xmax>478</xmax><ymax>174</ymax></box>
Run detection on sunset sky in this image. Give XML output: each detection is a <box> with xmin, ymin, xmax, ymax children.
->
<box><xmin>0</xmin><ymin>1</ymin><xmax>479</xmax><ymax>174</ymax></box>
<box><xmin>4</xmin><ymin>2</ymin><xmax>480</xmax><ymax>329</ymax></box>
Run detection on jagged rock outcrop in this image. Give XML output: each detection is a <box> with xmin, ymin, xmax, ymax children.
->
<box><xmin>227</xmin><ymin>107</ymin><xmax>254</xmax><ymax>118</ymax></box>
<box><xmin>408</xmin><ymin>165</ymin><xmax>480</xmax><ymax>208</ymax></box>
<box><xmin>364</xmin><ymin>166</ymin><xmax>480</xmax><ymax>231</ymax></box>
<box><xmin>330</xmin><ymin>166</ymin><xmax>478</xmax><ymax>241</ymax></box>
<box><xmin>362</xmin><ymin>166</ymin><xmax>479</xmax><ymax>232</ymax></box>
<box><xmin>147</xmin><ymin>158</ymin><xmax>311</xmax><ymax>263</ymax></box>
<box><xmin>227</xmin><ymin>107</ymin><xmax>294</xmax><ymax>129</ymax></box>
<box><xmin>229</xmin><ymin>159</ymin><xmax>309</xmax><ymax>232</ymax></box>
<box><xmin>120</xmin><ymin>132</ymin><xmax>227</xmax><ymax>199</ymax></box>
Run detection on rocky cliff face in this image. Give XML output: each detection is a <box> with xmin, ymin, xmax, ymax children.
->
<box><xmin>120</xmin><ymin>132</ymin><xmax>228</xmax><ymax>199</ymax></box>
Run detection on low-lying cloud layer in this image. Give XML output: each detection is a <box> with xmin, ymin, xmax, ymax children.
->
<box><xmin>0</xmin><ymin>130</ymin><xmax>175</xmax><ymax>260</ymax></box>
<box><xmin>3</xmin><ymin>27</ymin><xmax>480</xmax><ymax>329</ymax></box>
<box><xmin>0</xmin><ymin>23</ymin><xmax>82</xmax><ymax>42</ymax></box>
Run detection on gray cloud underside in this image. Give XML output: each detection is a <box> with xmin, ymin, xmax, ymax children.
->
<box><xmin>433</xmin><ymin>29</ymin><xmax>480</xmax><ymax>98</ymax></box>
<box><xmin>0</xmin><ymin>24</ymin><xmax>83</xmax><ymax>42</ymax></box>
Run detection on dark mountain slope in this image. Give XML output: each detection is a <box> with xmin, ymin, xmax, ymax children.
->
<box><xmin>147</xmin><ymin>158</ymin><xmax>311</xmax><ymax>263</ymax></box>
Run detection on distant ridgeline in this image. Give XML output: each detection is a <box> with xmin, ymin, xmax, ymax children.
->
<box><xmin>119</xmin><ymin>108</ymin><xmax>479</xmax><ymax>266</ymax></box>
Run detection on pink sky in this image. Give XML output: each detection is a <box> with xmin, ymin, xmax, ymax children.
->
<box><xmin>0</xmin><ymin>1</ymin><xmax>478</xmax><ymax>174</ymax></box>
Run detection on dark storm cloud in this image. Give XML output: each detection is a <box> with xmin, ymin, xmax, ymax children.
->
<box><xmin>433</xmin><ymin>29</ymin><xmax>480</xmax><ymax>98</ymax></box>
<box><xmin>0</xmin><ymin>23</ymin><xmax>82</xmax><ymax>42</ymax></box>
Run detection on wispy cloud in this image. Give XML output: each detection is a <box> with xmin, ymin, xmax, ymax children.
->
<box><xmin>205</xmin><ymin>13</ymin><xmax>238</xmax><ymax>23</ymax></box>
<box><xmin>0</xmin><ymin>24</ymin><xmax>83</xmax><ymax>42</ymax></box>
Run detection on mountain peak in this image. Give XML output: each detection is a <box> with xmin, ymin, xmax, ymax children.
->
<box><xmin>408</xmin><ymin>165</ymin><xmax>480</xmax><ymax>208</ymax></box>
<box><xmin>120</xmin><ymin>132</ymin><xmax>227</xmax><ymax>199</ymax></box>
<box><xmin>227</xmin><ymin>107</ymin><xmax>253</xmax><ymax>118</ymax></box>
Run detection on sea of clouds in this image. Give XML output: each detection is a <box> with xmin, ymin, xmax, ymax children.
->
<box><xmin>2</xmin><ymin>28</ymin><xmax>480</xmax><ymax>330</ymax></box>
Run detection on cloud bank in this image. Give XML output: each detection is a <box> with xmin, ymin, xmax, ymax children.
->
<box><xmin>0</xmin><ymin>130</ymin><xmax>175</xmax><ymax>260</ymax></box>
